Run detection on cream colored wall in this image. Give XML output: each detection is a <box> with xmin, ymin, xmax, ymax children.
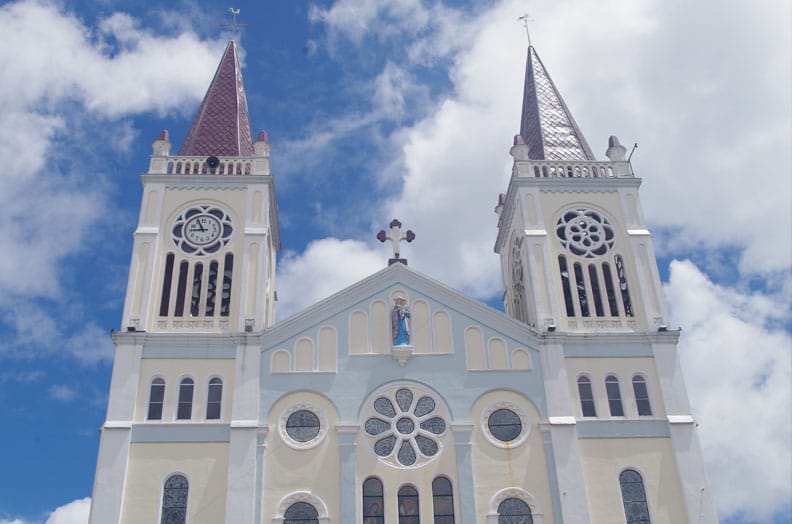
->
<box><xmin>565</xmin><ymin>357</ymin><xmax>665</xmax><ymax>419</ymax></box>
<box><xmin>579</xmin><ymin>438</ymin><xmax>687</xmax><ymax>523</ymax></box>
<box><xmin>263</xmin><ymin>391</ymin><xmax>341</xmax><ymax>521</ymax></box>
<box><xmin>135</xmin><ymin>359</ymin><xmax>235</xmax><ymax>422</ymax></box>
<box><xmin>121</xmin><ymin>442</ymin><xmax>228</xmax><ymax>524</ymax></box>
<box><xmin>470</xmin><ymin>390</ymin><xmax>554</xmax><ymax>521</ymax></box>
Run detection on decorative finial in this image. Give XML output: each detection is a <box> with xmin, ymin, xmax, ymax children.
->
<box><xmin>222</xmin><ymin>7</ymin><xmax>248</xmax><ymax>41</ymax></box>
<box><xmin>518</xmin><ymin>13</ymin><xmax>534</xmax><ymax>47</ymax></box>
<box><xmin>377</xmin><ymin>219</ymin><xmax>415</xmax><ymax>266</ymax></box>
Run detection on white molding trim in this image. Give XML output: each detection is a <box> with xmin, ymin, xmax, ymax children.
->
<box><xmin>272</xmin><ymin>491</ymin><xmax>330</xmax><ymax>524</ymax></box>
<box><xmin>486</xmin><ymin>487</ymin><xmax>544</xmax><ymax>524</ymax></box>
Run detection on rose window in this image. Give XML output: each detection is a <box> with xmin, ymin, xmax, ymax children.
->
<box><xmin>364</xmin><ymin>387</ymin><xmax>447</xmax><ymax>467</ymax></box>
<box><xmin>555</xmin><ymin>208</ymin><xmax>615</xmax><ymax>258</ymax></box>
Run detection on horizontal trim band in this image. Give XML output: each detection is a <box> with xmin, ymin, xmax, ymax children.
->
<box><xmin>131</xmin><ymin>424</ymin><xmax>230</xmax><ymax>443</ymax></box>
<box><xmin>577</xmin><ymin>419</ymin><xmax>670</xmax><ymax>439</ymax></box>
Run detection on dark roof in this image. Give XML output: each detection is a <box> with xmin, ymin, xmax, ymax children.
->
<box><xmin>178</xmin><ymin>41</ymin><xmax>254</xmax><ymax>157</ymax></box>
<box><xmin>519</xmin><ymin>46</ymin><xmax>595</xmax><ymax>161</ymax></box>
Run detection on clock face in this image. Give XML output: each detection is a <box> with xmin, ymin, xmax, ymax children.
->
<box><xmin>185</xmin><ymin>215</ymin><xmax>221</xmax><ymax>245</ymax></box>
<box><xmin>172</xmin><ymin>205</ymin><xmax>233</xmax><ymax>255</ymax></box>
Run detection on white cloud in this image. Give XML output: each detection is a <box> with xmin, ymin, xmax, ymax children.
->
<box><xmin>46</xmin><ymin>497</ymin><xmax>90</xmax><ymax>524</ymax></box>
<box><xmin>49</xmin><ymin>384</ymin><xmax>77</xmax><ymax>403</ymax></box>
<box><xmin>666</xmin><ymin>260</ymin><xmax>791</xmax><ymax>521</ymax></box>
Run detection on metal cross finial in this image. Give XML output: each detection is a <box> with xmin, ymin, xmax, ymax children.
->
<box><xmin>377</xmin><ymin>219</ymin><xmax>415</xmax><ymax>266</ymax></box>
<box><xmin>222</xmin><ymin>7</ymin><xmax>248</xmax><ymax>41</ymax></box>
<box><xmin>518</xmin><ymin>13</ymin><xmax>534</xmax><ymax>47</ymax></box>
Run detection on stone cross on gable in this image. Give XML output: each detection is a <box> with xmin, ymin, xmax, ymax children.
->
<box><xmin>377</xmin><ymin>219</ymin><xmax>415</xmax><ymax>266</ymax></box>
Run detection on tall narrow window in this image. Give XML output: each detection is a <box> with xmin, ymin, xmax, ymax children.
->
<box><xmin>190</xmin><ymin>262</ymin><xmax>203</xmax><ymax>316</ymax></box>
<box><xmin>497</xmin><ymin>498</ymin><xmax>533</xmax><ymax>524</ymax></box>
<box><xmin>161</xmin><ymin>474</ymin><xmax>188</xmax><ymax>524</ymax></box>
<box><xmin>398</xmin><ymin>485</ymin><xmax>420</xmax><ymax>524</ymax></box>
<box><xmin>573</xmin><ymin>262</ymin><xmax>589</xmax><ymax>316</ymax></box>
<box><xmin>206</xmin><ymin>378</ymin><xmax>223</xmax><ymax>420</ymax></box>
<box><xmin>160</xmin><ymin>254</ymin><xmax>175</xmax><ymax>316</ymax></box>
<box><xmin>205</xmin><ymin>261</ymin><xmax>218</xmax><ymax>316</ymax></box>
<box><xmin>577</xmin><ymin>376</ymin><xmax>597</xmax><ymax>417</ymax></box>
<box><xmin>602</xmin><ymin>262</ymin><xmax>619</xmax><ymax>316</ymax></box>
<box><xmin>632</xmin><ymin>376</ymin><xmax>652</xmax><ymax>416</ymax></box>
<box><xmin>606</xmin><ymin>375</ymin><xmax>624</xmax><ymax>416</ymax></box>
<box><xmin>174</xmin><ymin>261</ymin><xmax>189</xmax><ymax>317</ymax></box>
<box><xmin>284</xmin><ymin>502</ymin><xmax>318</xmax><ymax>524</ymax></box>
<box><xmin>177</xmin><ymin>378</ymin><xmax>194</xmax><ymax>420</ymax></box>
<box><xmin>615</xmin><ymin>255</ymin><xmax>634</xmax><ymax>316</ymax></box>
<box><xmin>432</xmin><ymin>477</ymin><xmax>455</xmax><ymax>524</ymax></box>
<box><xmin>558</xmin><ymin>255</ymin><xmax>575</xmax><ymax>316</ymax></box>
<box><xmin>588</xmin><ymin>264</ymin><xmax>605</xmax><ymax>316</ymax></box>
<box><xmin>221</xmin><ymin>254</ymin><xmax>233</xmax><ymax>316</ymax></box>
<box><xmin>620</xmin><ymin>469</ymin><xmax>651</xmax><ymax>523</ymax></box>
<box><xmin>147</xmin><ymin>378</ymin><xmax>165</xmax><ymax>420</ymax></box>
<box><xmin>362</xmin><ymin>477</ymin><xmax>384</xmax><ymax>524</ymax></box>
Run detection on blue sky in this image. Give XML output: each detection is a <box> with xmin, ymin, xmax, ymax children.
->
<box><xmin>0</xmin><ymin>0</ymin><xmax>789</xmax><ymax>523</ymax></box>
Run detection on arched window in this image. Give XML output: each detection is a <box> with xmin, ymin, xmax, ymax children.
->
<box><xmin>620</xmin><ymin>469</ymin><xmax>651</xmax><ymax>523</ymax></box>
<box><xmin>177</xmin><ymin>378</ymin><xmax>194</xmax><ymax>420</ymax></box>
<box><xmin>432</xmin><ymin>477</ymin><xmax>455</xmax><ymax>523</ymax></box>
<box><xmin>283</xmin><ymin>501</ymin><xmax>318</xmax><ymax>524</ymax></box>
<box><xmin>206</xmin><ymin>378</ymin><xmax>223</xmax><ymax>420</ymax></box>
<box><xmin>161</xmin><ymin>474</ymin><xmax>188</xmax><ymax>524</ymax></box>
<box><xmin>147</xmin><ymin>378</ymin><xmax>165</xmax><ymax>420</ymax></box>
<box><xmin>605</xmin><ymin>375</ymin><xmax>624</xmax><ymax>416</ymax></box>
<box><xmin>497</xmin><ymin>497</ymin><xmax>533</xmax><ymax>524</ymax></box>
<box><xmin>398</xmin><ymin>485</ymin><xmax>419</xmax><ymax>523</ymax></box>
<box><xmin>577</xmin><ymin>376</ymin><xmax>597</xmax><ymax>417</ymax></box>
<box><xmin>362</xmin><ymin>477</ymin><xmax>384</xmax><ymax>524</ymax></box>
<box><xmin>632</xmin><ymin>376</ymin><xmax>652</xmax><ymax>416</ymax></box>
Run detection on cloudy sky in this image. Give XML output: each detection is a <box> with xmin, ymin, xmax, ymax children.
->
<box><xmin>0</xmin><ymin>0</ymin><xmax>789</xmax><ymax>523</ymax></box>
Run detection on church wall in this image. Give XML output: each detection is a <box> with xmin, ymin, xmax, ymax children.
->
<box><xmin>135</xmin><ymin>358</ymin><xmax>235</xmax><ymax>422</ymax></box>
<box><xmin>469</xmin><ymin>390</ymin><xmax>554</xmax><ymax>522</ymax></box>
<box><xmin>563</xmin><ymin>357</ymin><xmax>665</xmax><ymax>420</ymax></box>
<box><xmin>121</xmin><ymin>442</ymin><xmax>228</xmax><ymax>524</ymax></box>
<box><xmin>578</xmin><ymin>438</ymin><xmax>687</xmax><ymax>523</ymax></box>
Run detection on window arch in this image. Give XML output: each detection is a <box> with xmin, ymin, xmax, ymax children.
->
<box><xmin>148</xmin><ymin>378</ymin><xmax>165</xmax><ymax>420</ymax></box>
<box><xmin>362</xmin><ymin>477</ymin><xmax>384</xmax><ymax>524</ymax></box>
<box><xmin>206</xmin><ymin>377</ymin><xmax>223</xmax><ymax>420</ymax></box>
<box><xmin>177</xmin><ymin>378</ymin><xmax>194</xmax><ymax>420</ymax></box>
<box><xmin>632</xmin><ymin>376</ymin><xmax>652</xmax><ymax>416</ymax></box>
<box><xmin>620</xmin><ymin>469</ymin><xmax>651</xmax><ymax>523</ymax></box>
<box><xmin>283</xmin><ymin>502</ymin><xmax>318</xmax><ymax>524</ymax></box>
<box><xmin>161</xmin><ymin>474</ymin><xmax>188</xmax><ymax>524</ymax></box>
<box><xmin>605</xmin><ymin>375</ymin><xmax>624</xmax><ymax>416</ymax></box>
<box><xmin>398</xmin><ymin>485</ymin><xmax>419</xmax><ymax>523</ymax></box>
<box><xmin>498</xmin><ymin>497</ymin><xmax>533</xmax><ymax>523</ymax></box>
<box><xmin>432</xmin><ymin>477</ymin><xmax>455</xmax><ymax>523</ymax></box>
<box><xmin>577</xmin><ymin>376</ymin><xmax>596</xmax><ymax>417</ymax></box>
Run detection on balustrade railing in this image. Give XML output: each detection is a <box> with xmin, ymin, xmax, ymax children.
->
<box><xmin>518</xmin><ymin>160</ymin><xmax>633</xmax><ymax>179</ymax></box>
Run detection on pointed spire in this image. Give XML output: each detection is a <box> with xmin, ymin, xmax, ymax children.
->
<box><xmin>179</xmin><ymin>41</ymin><xmax>254</xmax><ymax>157</ymax></box>
<box><xmin>519</xmin><ymin>45</ymin><xmax>595</xmax><ymax>161</ymax></box>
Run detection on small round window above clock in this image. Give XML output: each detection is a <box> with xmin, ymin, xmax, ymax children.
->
<box><xmin>171</xmin><ymin>205</ymin><xmax>233</xmax><ymax>256</ymax></box>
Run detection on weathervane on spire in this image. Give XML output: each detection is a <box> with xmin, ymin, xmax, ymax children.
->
<box><xmin>222</xmin><ymin>7</ymin><xmax>248</xmax><ymax>41</ymax></box>
<box><xmin>377</xmin><ymin>219</ymin><xmax>415</xmax><ymax>266</ymax></box>
<box><xmin>518</xmin><ymin>13</ymin><xmax>534</xmax><ymax>46</ymax></box>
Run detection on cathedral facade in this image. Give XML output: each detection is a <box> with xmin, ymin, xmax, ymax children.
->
<box><xmin>88</xmin><ymin>39</ymin><xmax>717</xmax><ymax>524</ymax></box>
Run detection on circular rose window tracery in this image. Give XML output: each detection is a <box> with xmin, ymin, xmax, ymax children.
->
<box><xmin>364</xmin><ymin>385</ymin><xmax>447</xmax><ymax>468</ymax></box>
<box><xmin>555</xmin><ymin>208</ymin><xmax>615</xmax><ymax>258</ymax></box>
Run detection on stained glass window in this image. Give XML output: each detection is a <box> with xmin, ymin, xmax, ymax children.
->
<box><xmin>620</xmin><ymin>469</ymin><xmax>651</xmax><ymax>523</ymax></box>
<box><xmin>206</xmin><ymin>378</ymin><xmax>222</xmax><ymax>420</ymax></box>
<box><xmin>285</xmin><ymin>410</ymin><xmax>321</xmax><ymax>442</ymax></box>
<box><xmin>363</xmin><ymin>477</ymin><xmax>384</xmax><ymax>524</ymax></box>
<box><xmin>148</xmin><ymin>378</ymin><xmax>165</xmax><ymax>420</ymax></box>
<box><xmin>177</xmin><ymin>378</ymin><xmax>194</xmax><ymax>420</ymax></box>
<box><xmin>432</xmin><ymin>477</ymin><xmax>455</xmax><ymax>524</ymax></box>
<box><xmin>488</xmin><ymin>409</ymin><xmax>522</xmax><ymax>442</ymax></box>
<box><xmin>632</xmin><ymin>376</ymin><xmax>652</xmax><ymax>416</ymax></box>
<box><xmin>577</xmin><ymin>376</ymin><xmax>596</xmax><ymax>417</ymax></box>
<box><xmin>161</xmin><ymin>474</ymin><xmax>188</xmax><ymax>524</ymax></box>
<box><xmin>284</xmin><ymin>501</ymin><xmax>318</xmax><ymax>524</ymax></box>
<box><xmin>497</xmin><ymin>497</ymin><xmax>533</xmax><ymax>524</ymax></box>
<box><xmin>398</xmin><ymin>485</ymin><xmax>420</xmax><ymax>524</ymax></box>
<box><xmin>606</xmin><ymin>375</ymin><xmax>624</xmax><ymax>416</ymax></box>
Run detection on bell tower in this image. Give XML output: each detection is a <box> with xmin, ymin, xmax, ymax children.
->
<box><xmin>121</xmin><ymin>40</ymin><xmax>279</xmax><ymax>334</ymax></box>
<box><xmin>495</xmin><ymin>45</ymin><xmax>666</xmax><ymax>334</ymax></box>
